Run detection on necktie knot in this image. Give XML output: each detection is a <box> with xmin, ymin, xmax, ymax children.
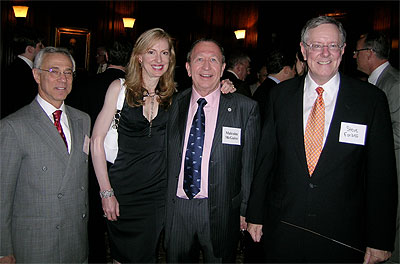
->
<box><xmin>53</xmin><ymin>110</ymin><xmax>62</xmax><ymax>122</ymax></box>
<box><xmin>316</xmin><ymin>87</ymin><xmax>324</xmax><ymax>96</ymax></box>
<box><xmin>197</xmin><ymin>98</ymin><xmax>207</xmax><ymax>108</ymax></box>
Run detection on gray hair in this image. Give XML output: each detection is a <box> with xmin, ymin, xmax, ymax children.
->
<box><xmin>226</xmin><ymin>51</ymin><xmax>251</xmax><ymax>70</ymax></box>
<box><xmin>33</xmin><ymin>46</ymin><xmax>76</xmax><ymax>71</ymax></box>
<box><xmin>301</xmin><ymin>16</ymin><xmax>346</xmax><ymax>46</ymax></box>
<box><xmin>186</xmin><ymin>38</ymin><xmax>225</xmax><ymax>64</ymax></box>
<box><xmin>362</xmin><ymin>31</ymin><xmax>390</xmax><ymax>60</ymax></box>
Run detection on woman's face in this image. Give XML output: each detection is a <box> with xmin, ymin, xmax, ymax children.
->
<box><xmin>139</xmin><ymin>38</ymin><xmax>170</xmax><ymax>81</ymax></box>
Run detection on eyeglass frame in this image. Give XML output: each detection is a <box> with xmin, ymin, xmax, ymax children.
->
<box><xmin>303</xmin><ymin>42</ymin><xmax>344</xmax><ymax>52</ymax></box>
<box><xmin>38</xmin><ymin>67</ymin><xmax>75</xmax><ymax>79</ymax></box>
<box><xmin>353</xmin><ymin>48</ymin><xmax>372</xmax><ymax>56</ymax></box>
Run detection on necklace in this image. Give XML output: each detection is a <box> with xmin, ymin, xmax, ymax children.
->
<box><xmin>143</xmin><ymin>90</ymin><xmax>157</xmax><ymax>137</ymax></box>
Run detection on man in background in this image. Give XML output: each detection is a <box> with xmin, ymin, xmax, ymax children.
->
<box><xmin>1</xmin><ymin>27</ymin><xmax>44</xmax><ymax>118</ymax></box>
<box><xmin>222</xmin><ymin>51</ymin><xmax>252</xmax><ymax>97</ymax></box>
<box><xmin>354</xmin><ymin>31</ymin><xmax>400</xmax><ymax>262</ymax></box>
<box><xmin>96</xmin><ymin>46</ymin><xmax>108</xmax><ymax>74</ymax></box>
<box><xmin>252</xmin><ymin>48</ymin><xmax>296</xmax><ymax>124</ymax></box>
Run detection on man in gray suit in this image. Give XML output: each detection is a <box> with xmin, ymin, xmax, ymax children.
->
<box><xmin>354</xmin><ymin>31</ymin><xmax>400</xmax><ymax>262</ymax></box>
<box><xmin>0</xmin><ymin>47</ymin><xmax>91</xmax><ymax>263</ymax></box>
<box><xmin>165</xmin><ymin>39</ymin><xmax>260</xmax><ymax>262</ymax></box>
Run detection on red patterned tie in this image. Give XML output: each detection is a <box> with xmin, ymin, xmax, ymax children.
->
<box><xmin>304</xmin><ymin>87</ymin><xmax>325</xmax><ymax>176</ymax></box>
<box><xmin>53</xmin><ymin>110</ymin><xmax>68</xmax><ymax>149</ymax></box>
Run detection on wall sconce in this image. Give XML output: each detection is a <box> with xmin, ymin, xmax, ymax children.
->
<box><xmin>13</xmin><ymin>6</ymin><xmax>29</xmax><ymax>18</ymax></box>
<box><xmin>234</xmin><ymin>29</ymin><xmax>246</xmax><ymax>40</ymax></box>
<box><xmin>123</xmin><ymin>18</ymin><xmax>136</xmax><ymax>28</ymax></box>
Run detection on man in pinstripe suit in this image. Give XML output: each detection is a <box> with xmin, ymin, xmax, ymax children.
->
<box><xmin>165</xmin><ymin>39</ymin><xmax>260</xmax><ymax>262</ymax></box>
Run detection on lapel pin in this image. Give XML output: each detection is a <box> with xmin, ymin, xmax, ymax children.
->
<box><xmin>227</xmin><ymin>107</ymin><xmax>232</xmax><ymax>112</ymax></box>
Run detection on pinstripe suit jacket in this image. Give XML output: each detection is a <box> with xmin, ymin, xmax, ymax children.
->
<box><xmin>0</xmin><ymin>99</ymin><xmax>91</xmax><ymax>263</ymax></box>
<box><xmin>165</xmin><ymin>88</ymin><xmax>260</xmax><ymax>258</ymax></box>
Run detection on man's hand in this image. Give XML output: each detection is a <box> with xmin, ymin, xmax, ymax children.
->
<box><xmin>220</xmin><ymin>79</ymin><xmax>236</xmax><ymax>94</ymax></box>
<box><xmin>0</xmin><ymin>255</ymin><xmax>16</xmax><ymax>264</ymax></box>
<box><xmin>363</xmin><ymin>247</ymin><xmax>391</xmax><ymax>264</ymax></box>
<box><xmin>247</xmin><ymin>223</ymin><xmax>263</xmax><ymax>242</ymax></box>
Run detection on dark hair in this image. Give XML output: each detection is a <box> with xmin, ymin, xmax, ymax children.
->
<box><xmin>12</xmin><ymin>27</ymin><xmax>45</xmax><ymax>55</ymax></box>
<box><xmin>362</xmin><ymin>31</ymin><xmax>390</xmax><ymax>60</ymax></box>
<box><xmin>266</xmin><ymin>49</ymin><xmax>295</xmax><ymax>74</ymax></box>
<box><xmin>107</xmin><ymin>38</ymin><xmax>133</xmax><ymax>66</ymax></box>
<box><xmin>186</xmin><ymin>38</ymin><xmax>225</xmax><ymax>64</ymax></box>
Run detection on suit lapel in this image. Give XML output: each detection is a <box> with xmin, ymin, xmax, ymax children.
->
<box><xmin>28</xmin><ymin>101</ymin><xmax>70</xmax><ymax>163</ymax></box>
<box><xmin>177</xmin><ymin>90</ymin><xmax>191</xmax><ymax>148</ymax></box>
<box><xmin>291</xmin><ymin>78</ymin><xmax>310</xmax><ymax>176</ymax></box>
<box><xmin>210</xmin><ymin>93</ymin><xmax>233</xmax><ymax>155</ymax></box>
<box><xmin>313</xmin><ymin>75</ymin><xmax>358</xmax><ymax>178</ymax></box>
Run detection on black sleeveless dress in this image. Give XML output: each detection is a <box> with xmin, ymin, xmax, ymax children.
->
<box><xmin>107</xmin><ymin>101</ymin><xmax>168</xmax><ymax>263</ymax></box>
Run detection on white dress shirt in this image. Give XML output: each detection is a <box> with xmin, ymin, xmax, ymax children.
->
<box><xmin>368</xmin><ymin>61</ymin><xmax>389</xmax><ymax>85</ymax></box>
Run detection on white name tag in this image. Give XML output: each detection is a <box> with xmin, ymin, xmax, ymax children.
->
<box><xmin>339</xmin><ymin>122</ymin><xmax>367</xmax><ymax>146</ymax></box>
<box><xmin>222</xmin><ymin>127</ymin><xmax>241</xmax><ymax>145</ymax></box>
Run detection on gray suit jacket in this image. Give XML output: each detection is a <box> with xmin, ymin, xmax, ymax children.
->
<box><xmin>0</xmin><ymin>99</ymin><xmax>91</xmax><ymax>263</ymax></box>
<box><xmin>376</xmin><ymin>64</ymin><xmax>400</xmax><ymax>261</ymax></box>
<box><xmin>376</xmin><ymin>64</ymin><xmax>400</xmax><ymax>158</ymax></box>
<box><xmin>165</xmin><ymin>88</ymin><xmax>260</xmax><ymax>258</ymax></box>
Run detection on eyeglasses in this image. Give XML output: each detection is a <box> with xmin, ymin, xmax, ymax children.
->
<box><xmin>304</xmin><ymin>43</ymin><xmax>344</xmax><ymax>52</ymax></box>
<box><xmin>39</xmin><ymin>68</ymin><xmax>75</xmax><ymax>79</ymax></box>
<box><xmin>353</xmin><ymin>48</ymin><xmax>371</xmax><ymax>56</ymax></box>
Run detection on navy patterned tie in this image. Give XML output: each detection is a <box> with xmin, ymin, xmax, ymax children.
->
<box><xmin>184</xmin><ymin>98</ymin><xmax>207</xmax><ymax>199</ymax></box>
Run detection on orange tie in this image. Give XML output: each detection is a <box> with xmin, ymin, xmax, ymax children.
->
<box><xmin>304</xmin><ymin>87</ymin><xmax>324</xmax><ymax>176</ymax></box>
<box><xmin>53</xmin><ymin>110</ymin><xmax>68</xmax><ymax>150</ymax></box>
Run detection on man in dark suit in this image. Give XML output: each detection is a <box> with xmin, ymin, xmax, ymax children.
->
<box><xmin>252</xmin><ymin>48</ymin><xmax>296</xmax><ymax>125</ymax></box>
<box><xmin>0</xmin><ymin>47</ymin><xmax>91</xmax><ymax>263</ymax></box>
<box><xmin>246</xmin><ymin>16</ymin><xmax>397</xmax><ymax>263</ymax></box>
<box><xmin>221</xmin><ymin>51</ymin><xmax>252</xmax><ymax>97</ymax></box>
<box><xmin>354</xmin><ymin>31</ymin><xmax>400</xmax><ymax>262</ymax></box>
<box><xmin>1</xmin><ymin>28</ymin><xmax>45</xmax><ymax>118</ymax></box>
<box><xmin>165</xmin><ymin>39</ymin><xmax>260</xmax><ymax>262</ymax></box>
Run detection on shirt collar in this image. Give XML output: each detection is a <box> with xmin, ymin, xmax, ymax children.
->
<box><xmin>304</xmin><ymin>71</ymin><xmax>340</xmax><ymax>99</ymax></box>
<box><xmin>268</xmin><ymin>75</ymin><xmax>280</xmax><ymax>84</ymax></box>
<box><xmin>18</xmin><ymin>55</ymin><xmax>33</xmax><ymax>69</ymax></box>
<box><xmin>36</xmin><ymin>94</ymin><xmax>66</xmax><ymax>117</ymax></box>
<box><xmin>368</xmin><ymin>61</ymin><xmax>389</xmax><ymax>85</ymax></box>
<box><xmin>227</xmin><ymin>69</ymin><xmax>240</xmax><ymax>80</ymax></box>
<box><xmin>190</xmin><ymin>85</ymin><xmax>221</xmax><ymax>109</ymax></box>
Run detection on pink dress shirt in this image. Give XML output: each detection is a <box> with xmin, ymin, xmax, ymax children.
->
<box><xmin>176</xmin><ymin>87</ymin><xmax>221</xmax><ymax>199</ymax></box>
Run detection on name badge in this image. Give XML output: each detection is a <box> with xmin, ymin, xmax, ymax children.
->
<box><xmin>222</xmin><ymin>127</ymin><xmax>241</xmax><ymax>145</ymax></box>
<box><xmin>83</xmin><ymin>135</ymin><xmax>90</xmax><ymax>155</ymax></box>
<box><xmin>339</xmin><ymin>122</ymin><xmax>367</xmax><ymax>146</ymax></box>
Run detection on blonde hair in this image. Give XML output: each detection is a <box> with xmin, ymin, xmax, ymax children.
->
<box><xmin>125</xmin><ymin>28</ymin><xmax>176</xmax><ymax>108</ymax></box>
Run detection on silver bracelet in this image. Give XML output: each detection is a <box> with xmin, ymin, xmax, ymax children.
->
<box><xmin>99</xmin><ymin>188</ymin><xmax>114</xmax><ymax>198</ymax></box>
